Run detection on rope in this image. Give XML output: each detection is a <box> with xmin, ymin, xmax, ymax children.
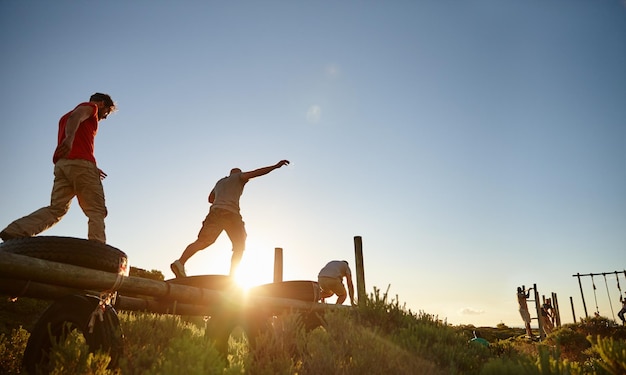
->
<box><xmin>591</xmin><ymin>275</ymin><xmax>600</xmax><ymax>314</ymax></box>
<box><xmin>603</xmin><ymin>273</ymin><xmax>616</xmax><ymax>321</ymax></box>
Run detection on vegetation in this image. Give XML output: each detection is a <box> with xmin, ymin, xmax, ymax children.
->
<box><xmin>1</xmin><ymin>287</ymin><xmax>625</xmax><ymax>374</ymax></box>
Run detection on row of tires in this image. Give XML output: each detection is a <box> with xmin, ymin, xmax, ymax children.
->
<box><xmin>0</xmin><ymin>236</ymin><xmax>323</xmax><ymax>373</ymax></box>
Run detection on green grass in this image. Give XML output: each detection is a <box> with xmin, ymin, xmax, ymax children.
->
<box><xmin>1</xmin><ymin>290</ymin><xmax>625</xmax><ymax>374</ymax></box>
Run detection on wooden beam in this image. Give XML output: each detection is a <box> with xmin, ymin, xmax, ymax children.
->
<box><xmin>0</xmin><ymin>252</ymin><xmax>346</xmax><ymax>316</ymax></box>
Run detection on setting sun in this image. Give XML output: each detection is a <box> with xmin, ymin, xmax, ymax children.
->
<box><xmin>231</xmin><ymin>244</ymin><xmax>276</xmax><ymax>290</ymax></box>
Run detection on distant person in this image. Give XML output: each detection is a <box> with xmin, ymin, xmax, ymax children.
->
<box><xmin>0</xmin><ymin>93</ymin><xmax>117</xmax><ymax>243</ymax></box>
<box><xmin>541</xmin><ymin>298</ymin><xmax>555</xmax><ymax>335</ymax></box>
<box><xmin>618</xmin><ymin>292</ymin><xmax>626</xmax><ymax>325</ymax></box>
<box><xmin>517</xmin><ymin>286</ymin><xmax>533</xmax><ymax>337</ymax></box>
<box><xmin>317</xmin><ymin>260</ymin><xmax>355</xmax><ymax>306</ymax></box>
<box><xmin>170</xmin><ymin>160</ymin><xmax>290</xmax><ymax>278</ymax></box>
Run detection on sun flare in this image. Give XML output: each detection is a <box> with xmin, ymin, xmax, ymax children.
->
<box><xmin>231</xmin><ymin>246</ymin><xmax>275</xmax><ymax>290</ymax></box>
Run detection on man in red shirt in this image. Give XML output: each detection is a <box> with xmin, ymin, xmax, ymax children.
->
<box><xmin>0</xmin><ymin>93</ymin><xmax>116</xmax><ymax>243</ymax></box>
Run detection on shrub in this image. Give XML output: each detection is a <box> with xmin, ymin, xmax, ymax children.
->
<box><xmin>3</xmin><ymin>287</ymin><xmax>626</xmax><ymax>374</ymax></box>
<box><xmin>46</xmin><ymin>327</ymin><xmax>118</xmax><ymax>375</ymax></box>
<box><xmin>588</xmin><ymin>335</ymin><xmax>626</xmax><ymax>375</ymax></box>
<box><xmin>0</xmin><ymin>327</ymin><xmax>29</xmax><ymax>375</ymax></box>
<box><xmin>117</xmin><ymin>312</ymin><xmax>226</xmax><ymax>374</ymax></box>
<box><xmin>548</xmin><ymin>326</ymin><xmax>591</xmax><ymax>362</ymax></box>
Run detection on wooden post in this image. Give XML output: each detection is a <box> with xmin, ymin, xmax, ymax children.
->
<box><xmin>570</xmin><ymin>296</ymin><xmax>577</xmax><ymax>323</ymax></box>
<box><xmin>273</xmin><ymin>247</ymin><xmax>283</xmax><ymax>283</ymax></box>
<box><xmin>353</xmin><ymin>236</ymin><xmax>366</xmax><ymax>306</ymax></box>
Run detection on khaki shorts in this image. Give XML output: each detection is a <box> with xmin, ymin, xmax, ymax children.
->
<box><xmin>318</xmin><ymin>276</ymin><xmax>346</xmax><ymax>298</ymax></box>
<box><xmin>197</xmin><ymin>208</ymin><xmax>246</xmax><ymax>252</ymax></box>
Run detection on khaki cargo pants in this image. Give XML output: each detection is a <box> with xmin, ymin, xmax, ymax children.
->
<box><xmin>2</xmin><ymin>159</ymin><xmax>107</xmax><ymax>242</ymax></box>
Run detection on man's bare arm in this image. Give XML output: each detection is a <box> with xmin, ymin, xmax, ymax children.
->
<box><xmin>346</xmin><ymin>275</ymin><xmax>356</xmax><ymax>306</ymax></box>
<box><xmin>240</xmin><ymin>160</ymin><xmax>289</xmax><ymax>181</ymax></box>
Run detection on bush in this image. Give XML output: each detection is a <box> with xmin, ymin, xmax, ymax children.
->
<box><xmin>117</xmin><ymin>312</ymin><xmax>226</xmax><ymax>374</ymax></box>
<box><xmin>46</xmin><ymin>327</ymin><xmax>118</xmax><ymax>375</ymax></box>
<box><xmin>588</xmin><ymin>335</ymin><xmax>626</xmax><ymax>375</ymax></box>
<box><xmin>2</xmin><ymin>287</ymin><xmax>626</xmax><ymax>374</ymax></box>
<box><xmin>0</xmin><ymin>327</ymin><xmax>29</xmax><ymax>375</ymax></box>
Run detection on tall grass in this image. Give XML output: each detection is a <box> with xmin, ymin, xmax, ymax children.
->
<box><xmin>1</xmin><ymin>290</ymin><xmax>625</xmax><ymax>374</ymax></box>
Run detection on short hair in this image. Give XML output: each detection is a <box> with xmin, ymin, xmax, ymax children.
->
<box><xmin>90</xmin><ymin>93</ymin><xmax>116</xmax><ymax>112</ymax></box>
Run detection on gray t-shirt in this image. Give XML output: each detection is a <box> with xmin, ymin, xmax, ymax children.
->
<box><xmin>318</xmin><ymin>261</ymin><xmax>351</xmax><ymax>280</ymax></box>
<box><xmin>210</xmin><ymin>172</ymin><xmax>247</xmax><ymax>215</ymax></box>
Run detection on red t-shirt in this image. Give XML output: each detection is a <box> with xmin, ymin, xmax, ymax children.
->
<box><xmin>53</xmin><ymin>102</ymin><xmax>99</xmax><ymax>164</ymax></box>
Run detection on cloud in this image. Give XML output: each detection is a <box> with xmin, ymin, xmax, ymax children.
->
<box><xmin>459</xmin><ymin>307</ymin><xmax>485</xmax><ymax>316</ymax></box>
<box><xmin>306</xmin><ymin>105</ymin><xmax>321</xmax><ymax>123</ymax></box>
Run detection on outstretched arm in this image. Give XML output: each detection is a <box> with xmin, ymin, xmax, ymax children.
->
<box><xmin>241</xmin><ymin>160</ymin><xmax>290</xmax><ymax>181</ymax></box>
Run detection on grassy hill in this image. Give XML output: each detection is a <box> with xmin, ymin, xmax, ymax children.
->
<box><xmin>1</xmin><ymin>286</ymin><xmax>625</xmax><ymax>374</ymax></box>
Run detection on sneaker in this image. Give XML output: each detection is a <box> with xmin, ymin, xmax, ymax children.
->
<box><xmin>170</xmin><ymin>260</ymin><xmax>187</xmax><ymax>278</ymax></box>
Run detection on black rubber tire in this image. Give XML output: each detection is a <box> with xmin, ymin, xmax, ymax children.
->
<box><xmin>0</xmin><ymin>236</ymin><xmax>128</xmax><ymax>274</ymax></box>
<box><xmin>22</xmin><ymin>294</ymin><xmax>124</xmax><ymax>373</ymax></box>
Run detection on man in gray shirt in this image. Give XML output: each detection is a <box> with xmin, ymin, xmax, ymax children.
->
<box><xmin>318</xmin><ymin>260</ymin><xmax>355</xmax><ymax>305</ymax></box>
<box><xmin>171</xmin><ymin>160</ymin><xmax>289</xmax><ymax>278</ymax></box>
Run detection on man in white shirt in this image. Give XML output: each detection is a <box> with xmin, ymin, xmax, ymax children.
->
<box><xmin>317</xmin><ymin>260</ymin><xmax>355</xmax><ymax>306</ymax></box>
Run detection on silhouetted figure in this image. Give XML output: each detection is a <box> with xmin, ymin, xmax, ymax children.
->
<box><xmin>1</xmin><ymin>93</ymin><xmax>116</xmax><ymax>243</ymax></box>
<box><xmin>541</xmin><ymin>298</ymin><xmax>555</xmax><ymax>335</ymax></box>
<box><xmin>170</xmin><ymin>160</ymin><xmax>290</xmax><ymax>278</ymax></box>
<box><xmin>618</xmin><ymin>292</ymin><xmax>626</xmax><ymax>325</ymax></box>
<box><xmin>517</xmin><ymin>286</ymin><xmax>533</xmax><ymax>337</ymax></box>
<box><xmin>317</xmin><ymin>260</ymin><xmax>355</xmax><ymax>305</ymax></box>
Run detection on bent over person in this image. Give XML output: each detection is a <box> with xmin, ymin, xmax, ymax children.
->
<box><xmin>318</xmin><ymin>260</ymin><xmax>355</xmax><ymax>306</ymax></box>
<box><xmin>0</xmin><ymin>93</ymin><xmax>116</xmax><ymax>243</ymax></box>
<box><xmin>170</xmin><ymin>160</ymin><xmax>290</xmax><ymax>278</ymax></box>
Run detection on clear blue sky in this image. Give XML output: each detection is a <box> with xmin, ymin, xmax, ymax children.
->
<box><xmin>1</xmin><ymin>1</ymin><xmax>624</xmax><ymax>327</ymax></box>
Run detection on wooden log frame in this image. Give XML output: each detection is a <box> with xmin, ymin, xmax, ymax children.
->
<box><xmin>0</xmin><ymin>252</ymin><xmax>346</xmax><ymax>316</ymax></box>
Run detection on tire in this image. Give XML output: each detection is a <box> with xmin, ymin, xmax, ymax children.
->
<box><xmin>249</xmin><ymin>280</ymin><xmax>321</xmax><ymax>303</ymax></box>
<box><xmin>22</xmin><ymin>294</ymin><xmax>124</xmax><ymax>373</ymax></box>
<box><xmin>0</xmin><ymin>236</ymin><xmax>128</xmax><ymax>274</ymax></box>
<box><xmin>166</xmin><ymin>275</ymin><xmax>236</xmax><ymax>290</ymax></box>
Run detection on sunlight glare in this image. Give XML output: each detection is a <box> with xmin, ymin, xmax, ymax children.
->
<box><xmin>232</xmin><ymin>243</ymin><xmax>274</xmax><ymax>290</ymax></box>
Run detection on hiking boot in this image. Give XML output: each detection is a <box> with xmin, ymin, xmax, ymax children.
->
<box><xmin>170</xmin><ymin>260</ymin><xmax>187</xmax><ymax>278</ymax></box>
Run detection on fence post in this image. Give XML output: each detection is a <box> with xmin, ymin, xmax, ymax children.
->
<box><xmin>354</xmin><ymin>236</ymin><xmax>366</xmax><ymax>306</ymax></box>
<box><xmin>570</xmin><ymin>296</ymin><xmax>576</xmax><ymax>323</ymax></box>
<box><xmin>273</xmin><ymin>247</ymin><xmax>283</xmax><ymax>283</ymax></box>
